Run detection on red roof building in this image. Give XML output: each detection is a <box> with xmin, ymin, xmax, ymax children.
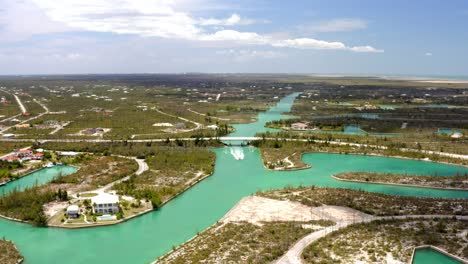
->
<box><xmin>2</xmin><ymin>155</ymin><xmax>20</xmax><ymax>162</ymax></box>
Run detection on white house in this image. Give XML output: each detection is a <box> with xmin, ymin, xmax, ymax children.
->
<box><xmin>91</xmin><ymin>193</ymin><xmax>120</xmax><ymax>214</ymax></box>
<box><xmin>58</xmin><ymin>151</ymin><xmax>78</xmax><ymax>157</ymax></box>
<box><xmin>291</xmin><ymin>122</ymin><xmax>308</xmax><ymax>130</ymax></box>
<box><xmin>66</xmin><ymin>205</ymin><xmax>80</xmax><ymax>219</ymax></box>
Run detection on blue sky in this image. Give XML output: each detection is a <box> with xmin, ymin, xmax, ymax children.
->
<box><xmin>0</xmin><ymin>0</ymin><xmax>467</xmax><ymax>75</ymax></box>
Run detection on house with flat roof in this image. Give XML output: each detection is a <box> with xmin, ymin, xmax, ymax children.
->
<box><xmin>66</xmin><ymin>205</ymin><xmax>80</xmax><ymax>219</ymax></box>
<box><xmin>58</xmin><ymin>151</ymin><xmax>78</xmax><ymax>157</ymax></box>
<box><xmin>291</xmin><ymin>122</ymin><xmax>308</xmax><ymax>130</ymax></box>
<box><xmin>91</xmin><ymin>193</ymin><xmax>119</xmax><ymax>214</ymax></box>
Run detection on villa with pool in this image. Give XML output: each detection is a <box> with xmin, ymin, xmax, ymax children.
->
<box><xmin>91</xmin><ymin>193</ymin><xmax>120</xmax><ymax>214</ymax></box>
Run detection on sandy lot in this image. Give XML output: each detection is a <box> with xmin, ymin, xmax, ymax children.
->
<box><xmin>221</xmin><ymin>196</ymin><xmax>320</xmax><ymax>224</ymax></box>
<box><xmin>43</xmin><ymin>201</ymin><xmax>69</xmax><ymax>218</ymax></box>
<box><xmin>221</xmin><ymin>196</ymin><xmax>372</xmax><ymax>225</ymax></box>
<box><xmin>311</xmin><ymin>205</ymin><xmax>371</xmax><ymax>223</ymax></box>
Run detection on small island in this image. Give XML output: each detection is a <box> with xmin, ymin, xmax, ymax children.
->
<box><xmin>0</xmin><ymin>239</ymin><xmax>23</xmax><ymax>264</ymax></box>
<box><xmin>333</xmin><ymin>171</ymin><xmax>468</xmax><ymax>190</ymax></box>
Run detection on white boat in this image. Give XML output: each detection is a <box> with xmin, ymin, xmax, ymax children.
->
<box><xmin>43</xmin><ymin>162</ymin><xmax>55</xmax><ymax>168</ymax></box>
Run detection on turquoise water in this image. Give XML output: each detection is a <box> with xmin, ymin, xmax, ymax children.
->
<box><xmin>306</xmin><ymin>124</ymin><xmax>401</xmax><ymax>137</ymax></box>
<box><xmin>412</xmin><ymin>248</ymin><xmax>463</xmax><ymax>264</ymax></box>
<box><xmin>336</xmin><ymin>102</ymin><xmax>354</xmax><ymax>106</ymax></box>
<box><xmin>379</xmin><ymin>105</ymin><xmax>395</xmax><ymax>110</ymax></box>
<box><xmin>0</xmin><ymin>93</ymin><xmax>467</xmax><ymax>264</ymax></box>
<box><xmin>438</xmin><ymin>128</ymin><xmax>460</xmax><ymax>135</ymax></box>
<box><xmin>0</xmin><ymin>166</ymin><xmax>78</xmax><ymax>196</ymax></box>
<box><xmin>343</xmin><ymin>125</ymin><xmax>366</xmax><ymax>135</ymax></box>
<box><xmin>229</xmin><ymin>92</ymin><xmax>300</xmax><ymax>139</ymax></box>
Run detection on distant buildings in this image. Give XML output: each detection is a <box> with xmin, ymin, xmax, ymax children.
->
<box><xmin>15</xmin><ymin>124</ymin><xmax>31</xmax><ymax>129</ymax></box>
<box><xmin>92</xmin><ymin>193</ymin><xmax>120</xmax><ymax>214</ymax></box>
<box><xmin>206</xmin><ymin>124</ymin><xmax>218</xmax><ymax>130</ymax></box>
<box><xmin>58</xmin><ymin>151</ymin><xmax>78</xmax><ymax>157</ymax></box>
<box><xmin>174</xmin><ymin>123</ymin><xmax>186</xmax><ymax>129</ymax></box>
<box><xmin>291</xmin><ymin>122</ymin><xmax>308</xmax><ymax>130</ymax></box>
<box><xmin>1</xmin><ymin>148</ymin><xmax>43</xmax><ymax>162</ymax></box>
<box><xmin>83</xmin><ymin>128</ymin><xmax>105</xmax><ymax>135</ymax></box>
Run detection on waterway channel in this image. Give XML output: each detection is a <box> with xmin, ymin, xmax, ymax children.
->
<box><xmin>0</xmin><ymin>93</ymin><xmax>467</xmax><ymax>264</ymax></box>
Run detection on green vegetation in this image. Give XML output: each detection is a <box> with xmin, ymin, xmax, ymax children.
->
<box><xmin>37</xmin><ymin>141</ymin><xmax>223</xmax><ymax>157</ymax></box>
<box><xmin>159</xmin><ymin>221</ymin><xmax>334</xmax><ymax>264</ymax></box>
<box><xmin>0</xmin><ymin>142</ymin><xmax>31</xmax><ymax>156</ymax></box>
<box><xmin>0</xmin><ymin>186</ymin><xmax>67</xmax><ymax>226</ymax></box>
<box><xmin>0</xmin><ymin>160</ymin><xmax>23</xmax><ymax>182</ymax></box>
<box><xmin>0</xmin><ymin>239</ymin><xmax>23</xmax><ymax>264</ymax></box>
<box><xmin>253</xmin><ymin>138</ymin><xmax>468</xmax><ymax>167</ymax></box>
<box><xmin>302</xmin><ymin>218</ymin><xmax>468</xmax><ymax>263</ymax></box>
<box><xmin>334</xmin><ymin>171</ymin><xmax>468</xmax><ymax>189</ymax></box>
<box><xmin>50</xmin><ymin>154</ymin><xmax>138</xmax><ymax>192</ymax></box>
<box><xmin>259</xmin><ymin>187</ymin><xmax>468</xmax><ymax>216</ymax></box>
<box><xmin>113</xmin><ymin>147</ymin><xmax>215</xmax><ymax>207</ymax></box>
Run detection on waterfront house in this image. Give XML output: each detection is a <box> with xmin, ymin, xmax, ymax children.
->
<box><xmin>91</xmin><ymin>193</ymin><xmax>120</xmax><ymax>214</ymax></box>
<box><xmin>32</xmin><ymin>153</ymin><xmax>44</xmax><ymax>160</ymax></box>
<box><xmin>291</xmin><ymin>122</ymin><xmax>308</xmax><ymax>130</ymax></box>
<box><xmin>1</xmin><ymin>155</ymin><xmax>20</xmax><ymax>162</ymax></box>
<box><xmin>66</xmin><ymin>205</ymin><xmax>80</xmax><ymax>219</ymax></box>
<box><xmin>16</xmin><ymin>149</ymin><xmax>33</xmax><ymax>158</ymax></box>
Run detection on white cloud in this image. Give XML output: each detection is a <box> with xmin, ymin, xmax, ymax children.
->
<box><xmin>216</xmin><ymin>49</ymin><xmax>285</xmax><ymax>61</ymax></box>
<box><xmin>0</xmin><ymin>0</ymin><xmax>72</xmax><ymax>41</ymax></box>
<box><xmin>272</xmin><ymin>38</ymin><xmax>347</xmax><ymax>50</ymax></box>
<box><xmin>198</xmin><ymin>14</ymin><xmax>256</xmax><ymax>26</ymax></box>
<box><xmin>305</xmin><ymin>18</ymin><xmax>368</xmax><ymax>32</ymax></box>
<box><xmin>350</xmin><ymin>46</ymin><xmax>384</xmax><ymax>53</ymax></box>
<box><xmin>425</xmin><ymin>52</ymin><xmax>433</xmax><ymax>56</ymax></box>
<box><xmin>8</xmin><ymin>0</ymin><xmax>382</xmax><ymax>53</ymax></box>
<box><xmin>199</xmin><ymin>30</ymin><xmax>269</xmax><ymax>44</ymax></box>
<box><xmin>272</xmin><ymin>39</ymin><xmax>383</xmax><ymax>53</ymax></box>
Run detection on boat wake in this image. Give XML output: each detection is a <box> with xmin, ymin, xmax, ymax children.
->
<box><xmin>230</xmin><ymin>147</ymin><xmax>245</xmax><ymax>160</ymax></box>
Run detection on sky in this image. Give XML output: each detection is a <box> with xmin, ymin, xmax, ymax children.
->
<box><xmin>1</xmin><ymin>0</ymin><xmax>468</xmax><ymax>76</ymax></box>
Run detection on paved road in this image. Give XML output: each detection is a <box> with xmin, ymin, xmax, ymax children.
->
<box><xmin>77</xmin><ymin>157</ymin><xmax>149</xmax><ymax>196</ymax></box>
<box><xmin>1</xmin><ymin>95</ymin><xmax>50</xmax><ymax>133</ymax></box>
<box><xmin>155</xmin><ymin>108</ymin><xmax>203</xmax><ymax>131</ymax></box>
<box><xmin>2</xmin><ymin>137</ymin><xmax>467</xmax><ymax>160</ymax></box>
<box><xmin>13</xmin><ymin>94</ymin><xmax>27</xmax><ymax>114</ymax></box>
<box><xmin>275</xmin><ymin>215</ymin><xmax>468</xmax><ymax>264</ymax></box>
<box><xmin>187</xmin><ymin>108</ymin><xmax>230</xmax><ymax>121</ymax></box>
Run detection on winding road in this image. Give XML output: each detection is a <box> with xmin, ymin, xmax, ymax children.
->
<box><xmin>275</xmin><ymin>215</ymin><xmax>468</xmax><ymax>264</ymax></box>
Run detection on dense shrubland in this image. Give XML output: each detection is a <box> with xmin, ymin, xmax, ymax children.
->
<box><xmin>113</xmin><ymin>147</ymin><xmax>215</xmax><ymax>208</ymax></box>
<box><xmin>303</xmin><ymin>219</ymin><xmax>468</xmax><ymax>263</ymax></box>
<box><xmin>259</xmin><ymin>187</ymin><xmax>468</xmax><ymax>216</ymax></box>
<box><xmin>0</xmin><ymin>239</ymin><xmax>23</xmax><ymax>264</ymax></box>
